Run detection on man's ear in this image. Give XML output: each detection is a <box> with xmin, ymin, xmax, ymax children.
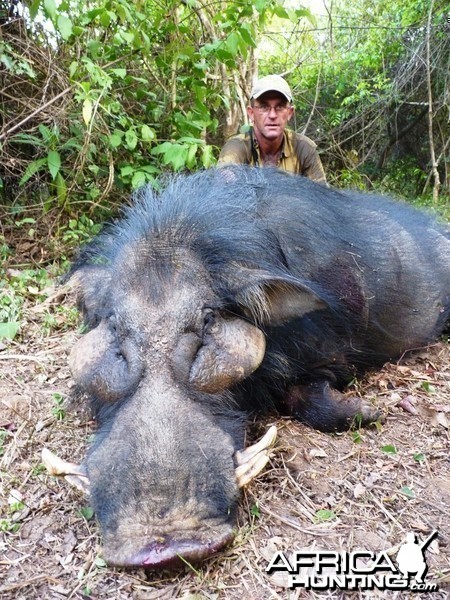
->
<box><xmin>228</xmin><ymin>267</ymin><xmax>327</xmax><ymax>326</ymax></box>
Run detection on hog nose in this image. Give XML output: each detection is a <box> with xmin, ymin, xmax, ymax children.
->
<box><xmin>108</xmin><ymin>529</ymin><xmax>235</xmax><ymax>569</ymax></box>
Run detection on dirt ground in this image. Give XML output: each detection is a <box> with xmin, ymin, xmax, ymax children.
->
<box><xmin>0</xmin><ymin>288</ymin><xmax>449</xmax><ymax>600</ymax></box>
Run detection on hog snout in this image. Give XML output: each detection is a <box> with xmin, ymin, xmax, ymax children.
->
<box><xmin>103</xmin><ymin>527</ymin><xmax>235</xmax><ymax>569</ymax></box>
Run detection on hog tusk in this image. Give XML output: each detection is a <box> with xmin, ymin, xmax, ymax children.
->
<box><xmin>235</xmin><ymin>425</ymin><xmax>277</xmax><ymax>488</ymax></box>
<box><xmin>42</xmin><ymin>448</ymin><xmax>90</xmax><ymax>495</ymax></box>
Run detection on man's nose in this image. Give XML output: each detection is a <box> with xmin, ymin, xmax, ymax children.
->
<box><xmin>267</xmin><ymin>107</ymin><xmax>278</xmax><ymax>117</ymax></box>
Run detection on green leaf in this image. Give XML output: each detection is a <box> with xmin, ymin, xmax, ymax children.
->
<box><xmin>141</xmin><ymin>125</ymin><xmax>155</xmax><ymax>142</ymax></box>
<box><xmin>111</xmin><ymin>68</ymin><xmax>127</xmax><ymax>79</ymax></box>
<box><xmin>38</xmin><ymin>124</ymin><xmax>55</xmax><ymax>145</ymax></box>
<box><xmin>108</xmin><ymin>132</ymin><xmax>123</xmax><ymax>148</ymax></box>
<box><xmin>82</xmin><ymin>99</ymin><xmax>93</xmax><ymax>126</ymax></box>
<box><xmin>273</xmin><ymin>5</ymin><xmax>289</xmax><ymax>19</ymax></box>
<box><xmin>120</xmin><ymin>165</ymin><xmax>134</xmax><ymax>177</ymax></box>
<box><xmin>254</xmin><ymin>0</ymin><xmax>269</xmax><ymax>13</ymax></box>
<box><xmin>186</xmin><ymin>143</ymin><xmax>198</xmax><ymax>169</ymax></box>
<box><xmin>79</xmin><ymin>506</ymin><xmax>94</xmax><ymax>520</ymax></box>
<box><xmin>0</xmin><ymin>322</ymin><xmax>20</xmax><ymax>340</ymax></box>
<box><xmin>100</xmin><ymin>10</ymin><xmax>111</xmax><ymax>27</ymax></box>
<box><xmin>47</xmin><ymin>150</ymin><xmax>61</xmax><ymax>180</ymax></box>
<box><xmin>351</xmin><ymin>430</ymin><xmax>363</xmax><ymax>444</ymax></box>
<box><xmin>57</xmin><ymin>15</ymin><xmax>73</xmax><ymax>40</ymax></box>
<box><xmin>314</xmin><ymin>509</ymin><xmax>337</xmax><ymax>522</ymax></box>
<box><xmin>29</xmin><ymin>0</ymin><xmax>41</xmax><ymax>20</ymax></box>
<box><xmin>239</xmin><ymin>24</ymin><xmax>257</xmax><ymax>48</ymax></box>
<box><xmin>55</xmin><ymin>172</ymin><xmax>67</xmax><ymax>204</ymax></box>
<box><xmin>413</xmin><ymin>452</ymin><xmax>425</xmax><ymax>463</ymax></box>
<box><xmin>19</xmin><ymin>158</ymin><xmax>47</xmax><ymax>185</ymax></box>
<box><xmin>421</xmin><ymin>381</ymin><xmax>435</xmax><ymax>393</ymax></box>
<box><xmin>201</xmin><ymin>145</ymin><xmax>215</xmax><ymax>168</ymax></box>
<box><xmin>400</xmin><ymin>486</ymin><xmax>415</xmax><ymax>499</ymax></box>
<box><xmin>381</xmin><ymin>444</ymin><xmax>397</xmax><ymax>455</ymax></box>
<box><xmin>124</xmin><ymin>129</ymin><xmax>138</xmax><ymax>150</ymax></box>
<box><xmin>43</xmin><ymin>0</ymin><xmax>57</xmax><ymax>21</ymax></box>
<box><xmin>226</xmin><ymin>31</ymin><xmax>240</xmax><ymax>56</ymax></box>
<box><xmin>131</xmin><ymin>171</ymin><xmax>147</xmax><ymax>189</ymax></box>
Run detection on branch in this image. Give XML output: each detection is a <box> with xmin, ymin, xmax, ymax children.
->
<box><xmin>425</xmin><ymin>0</ymin><xmax>440</xmax><ymax>202</ymax></box>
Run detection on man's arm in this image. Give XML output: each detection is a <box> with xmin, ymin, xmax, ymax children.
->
<box><xmin>295</xmin><ymin>135</ymin><xmax>328</xmax><ymax>185</ymax></box>
<box><xmin>218</xmin><ymin>136</ymin><xmax>251</xmax><ymax>166</ymax></box>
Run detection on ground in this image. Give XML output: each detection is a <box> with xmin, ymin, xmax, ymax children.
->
<box><xmin>0</xmin><ymin>287</ymin><xmax>449</xmax><ymax>600</ymax></box>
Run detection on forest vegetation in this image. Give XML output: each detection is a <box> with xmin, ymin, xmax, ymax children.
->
<box><xmin>1</xmin><ymin>0</ymin><xmax>448</xmax><ymax>219</ymax></box>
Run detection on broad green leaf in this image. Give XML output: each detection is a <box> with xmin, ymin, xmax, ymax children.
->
<box><xmin>131</xmin><ymin>171</ymin><xmax>147</xmax><ymax>189</ymax></box>
<box><xmin>381</xmin><ymin>444</ymin><xmax>397</xmax><ymax>455</ymax></box>
<box><xmin>69</xmin><ymin>61</ymin><xmax>78</xmax><ymax>78</ymax></box>
<box><xmin>43</xmin><ymin>0</ymin><xmax>57</xmax><ymax>20</ymax></box>
<box><xmin>314</xmin><ymin>509</ymin><xmax>337</xmax><ymax>522</ymax></box>
<box><xmin>413</xmin><ymin>452</ymin><xmax>425</xmax><ymax>463</ymax></box>
<box><xmin>273</xmin><ymin>5</ymin><xmax>289</xmax><ymax>19</ymax></box>
<box><xmin>124</xmin><ymin>129</ymin><xmax>138</xmax><ymax>150</ymax></box>
<box><xmin>100</xmin><ymin>10</ymin><xmax>111</xmax><ymax>27</ymax></box>
<box><xmin>141</xmin><ymin>125</ymin><xmax>155</xmax><ymax>142</ymax></box>
<box><xmin>421</xmin><ymin>381</ymin><xmax>435</xmax><ymax>393</ymax></box>
<box><xmin>254</xmin><ymin>0</ymin><xmax>269</xmax><ymax>13</ymax></box>
<box><xmin>120</xmin><ymin>165</ymin><xmax>134</xmax><ymax>177</ymax></box>
<box><xmin>0</xmin><ymin>322</ymin><xmax>20</xmax><ymax>340</ymax></box>
<box><xmin>239</xmin><ymin>24</ymin><xmax>257</xmax><ymax>48</ymax></box>
<box><xmin>82</xmin><ymin>99</ymin><xmax>93</xmax><ymax>126</ymax></box>
<box><xmin>38</xmin><ymin>124</ymin><xmax>55</xmax><ymax>144</ymax></box>
<box><xmin>19</xmin><ymin>158</ymin><xmax>47</xmax><ymax>185</ymax></box>
<box><xmin>57</xmin><ymin>15</ymin><xmax>73</xmax><ymax>40</ymax></box>
<box><xmin>111</xmin><ymin>68</ymin><xmax>127</xmax><ymax>79</ymax></box>
<box><xmin>400</xmin><ymin>486</ymin><xmax>415</xmax><ymax>499</ymax></box>
<box><xmin>186</xmin><ymin>144</ymin><xmax>198</xmax><ymax>169</ymax></box>
<box><xmin>139</xmin><ymin>165</ymin><xmax>159</xmax><ymax>174</ymax></box>
<box><xmin>201</xmin><ymin>145</ymin><xmax>215</xmax><ymax>168</ymax></box>
<box><xmin>55</xmin><ymin>172</ymin><xmax>67</xmax><ymax>204</ymax></box>
<box><xmin>29</xmin><ymin>0</ymin><xmax>41</xmax><ymax>20</ymax></box>
<box><xmin>161</xmin><ymin>144</ymin><xmax>188</xmax><ymax>171</ymax></box>
<box><xmin>120</xmin><ymin>31</ymin><xmax>134</xmax><ymax>44</ymax></box>
<box><xmin>108</xmin><ymin>132</ymin><xmax>123</xmax><ymax>148</ymax></box>
<box><xmin>47</xmin><ymin>150</ymin><xmax>61</xmax><ymax>180</ymax></box>
<box><xmin>79</xmin><ymin>506</ymin><xmax>94</xmax><ymax>520</ymax></box>
<box><xmin>226</xmin><ymin>31</ymin><xmax>240</xmax><ymax>56</ymax></box>
<box><xmin>0</xmin><ymin>52</ymin><xmax>13</xmax><ymax>70</ymax></box>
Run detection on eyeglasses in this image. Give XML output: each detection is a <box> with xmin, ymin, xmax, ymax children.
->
<box><xmin>253</xmin><ymin>104</ymin><xmax>290</xmax><ymax>114</ymax></box>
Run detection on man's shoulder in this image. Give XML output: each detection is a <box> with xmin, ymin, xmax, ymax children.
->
<box><xmin>286</xmin><ymin>129</ymin><xmax>318</xmax><ymax>150</ymax></box>
<box><xmin>223</xmin><ymin>131</ymin><xmax>250</xmax><ymax>145</ymax></box>
<box><xmin>219</xmin><ymin>131</ymin><xmax>252</xmax><ymax>163</ymax></box>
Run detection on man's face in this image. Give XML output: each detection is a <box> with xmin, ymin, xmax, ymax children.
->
<box><xmin>247</xmin><ymin>91</ymin><xmax>294</xmax><ymax>143</ymax></box>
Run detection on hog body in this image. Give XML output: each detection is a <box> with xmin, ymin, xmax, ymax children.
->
<box><xmin>68</xmin><ymin>167</ymin><xmax>450</xmax><ymax>569</ymax></box>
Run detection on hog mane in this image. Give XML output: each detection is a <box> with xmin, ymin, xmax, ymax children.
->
<box><xmin>71</xmin><ymin>166</ymin><xmax>449</xmax><ymax>416</ymax></box>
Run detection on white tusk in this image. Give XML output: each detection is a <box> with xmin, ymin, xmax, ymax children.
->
<box><xmin>42</xmin><ymin>448</ymin><xmax>90</xmax><ymax>494</ymax></box>
<box><xmin>235</xmin><ymin>425</ymin><xmax>277</xmax><ymax>488</ymax></box>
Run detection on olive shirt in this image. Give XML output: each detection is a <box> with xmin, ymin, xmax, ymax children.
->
<box><xmin>218</xmin><ymin>128</ymin><xmax>327</xmax><ymax>185</ymax></box>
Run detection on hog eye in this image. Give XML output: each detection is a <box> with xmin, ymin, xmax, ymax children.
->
<box><xmin>202</xmin><ymin>310</ymin><xmax>215</xmax><ymax>333</ymax></box>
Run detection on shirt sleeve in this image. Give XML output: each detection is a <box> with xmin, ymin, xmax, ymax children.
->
<box><xmin>218</xmin><ymin>137</ymin><xmax>250</xmax><ymax>166</ymax></box>
<box><xmin>296</xmin><ymin>135</ymin><xmax>328</xmax><ymax>185</ymax></box>
<box><xmin>305</xmin><ymin>151</ymin><xmax>328</xmax><ymax>185</ymax></box>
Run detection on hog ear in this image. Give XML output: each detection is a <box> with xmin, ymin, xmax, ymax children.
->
<box><xmin>189</xmin><ymin>316</ymin><xmax>266</xmax><ymax>393</ymax></box>
<box><xmin>233</xmin><ymin>269</ymin><xmax>328</xmax><ymax>326</ymax></box>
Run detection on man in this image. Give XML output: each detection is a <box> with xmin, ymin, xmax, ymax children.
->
<box><xmin>218</xmin><ymin>74</ymin><xmax>327</xmax><ymax>184</ymax></box>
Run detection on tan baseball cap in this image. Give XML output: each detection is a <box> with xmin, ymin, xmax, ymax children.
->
<box><xmin>250</xmin><ymin>74</ymin><xmax>293</xmax><ymax>103</ymax></box>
